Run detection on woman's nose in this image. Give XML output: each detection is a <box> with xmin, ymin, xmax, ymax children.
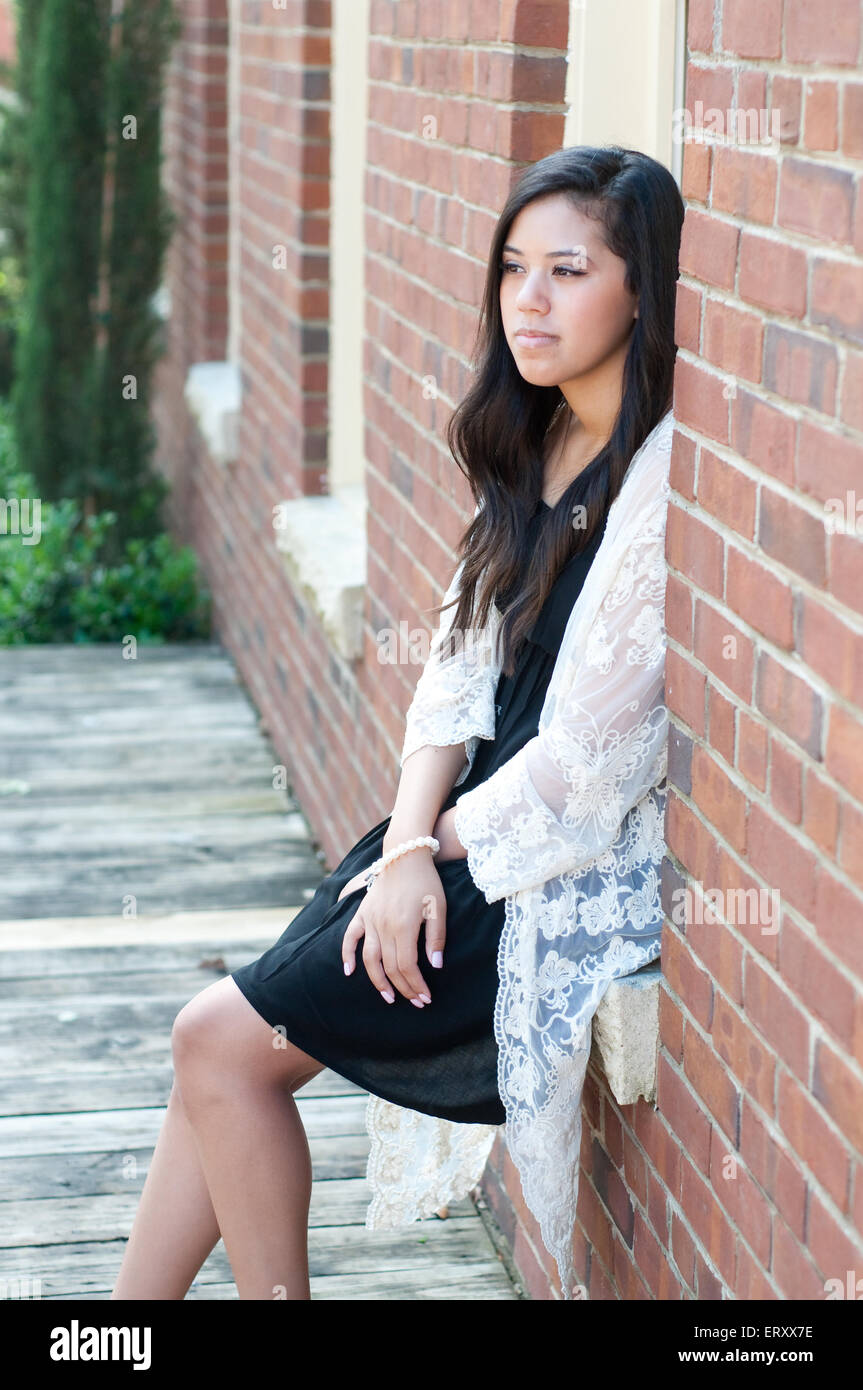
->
<box><xmin>515</xmin><ymin>272</ymin><xmax>549</xmax><ymax>311</ymax></box>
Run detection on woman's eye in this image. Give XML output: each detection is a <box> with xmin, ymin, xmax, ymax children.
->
<box><xmin>500</xmin><ymin>262</ymin><xmax>584</xmax><ymax>276</ymax></box>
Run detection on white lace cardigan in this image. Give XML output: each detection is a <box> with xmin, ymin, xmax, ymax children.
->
<box><xmin>364</xmin><ymin>409</ymin><xmax>674</xmax><ymax>1299</ymax></box>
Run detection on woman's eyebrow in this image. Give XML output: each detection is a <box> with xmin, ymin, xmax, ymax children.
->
<box><xmin>502</xmin><ymin>244</ymin><xmax>595</xmax><ymax>266</ymax></box>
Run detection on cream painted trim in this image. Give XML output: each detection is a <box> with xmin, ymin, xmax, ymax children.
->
<box><xmin>564</xmin><ymin>0</ymin><xmax>687</xmax><ymax>184</ymax></box>
<box><xmin>329</xmin><ymin>0</ymin><xmax>371</xmax><ymax>493</ymax></box>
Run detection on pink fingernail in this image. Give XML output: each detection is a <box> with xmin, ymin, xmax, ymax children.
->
<box><xmin>344</xmin><ymin>961</ymin><xmax>353</xmax><ymax>976</ymax></box>
<box><xmin>380</xmin><ymin>989</ymin><xmax>395</xmax><ymax>1004</ymax></box>
<box><xmin>410</xmin><ymin>997</ymin><xmax>424</xmax><ymax>1008</ymax></box>
<box><xmin>432</xmin><ymin>951</ymin><xmax>443</xmax><ymax>969</ymax></box>
<box><xmin>418</xmin><ymin>993</ymin><xmax>431</xmax><ymax>1004</ymax></box>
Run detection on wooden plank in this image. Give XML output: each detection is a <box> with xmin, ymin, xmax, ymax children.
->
<box><xmin>0</xmin><ymin>1130</ymin><xmax>373</xmax><ymax>1199</ymax></box>
<box><xmin>3</xmin><ymin>1218</ymin><xmax>517</xmax><ymax>1300</ymax></box>
<box><xmin>55</xmin><ymin>1265</ymin><xmax>517</xmax><ymax>1300</ymax></box>
<box><xmin>0</xmin><ymin>939</ymin><xmax>298</xmax><ymax>978</ymax></box>
<box><xmin>0</xmin><ymin>1182</ymin><xmax>475</xmax><ymax>1246</ymax></box>
<box><xmin>0</xmin><ymin>1097</ymin><xmax>371</xmax><ymax>1159</ymax></box>
<box><xmin>0</xmin><ymin>1066</ymin><xmax>364</xmax><ymax>1118</ymax></box>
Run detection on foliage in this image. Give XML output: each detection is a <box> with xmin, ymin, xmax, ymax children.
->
<box><xmin>0</xmin><ymin>398</ymin><xmax>211</xmax><ymax>645</ymax></box>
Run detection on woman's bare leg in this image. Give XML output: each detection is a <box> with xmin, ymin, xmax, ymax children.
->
<box><xmin>111</xmin><ymin>1080</ymin><xmax>222</xmax><ymax>1300</ymax></box>
<box><xmin>111</xmin><ymin>975</ymin><xmax>324</xmax><ymax>1300</ymax></box>
<box><xmin>166</xmin><ymin>974</ymin><xmax>325</xmax><ymax>1300</ymax></box>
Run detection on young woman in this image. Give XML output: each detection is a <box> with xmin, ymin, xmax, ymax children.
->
<box><xmin>111</xmin><ymin>145</ymin><xmax>684</xmax><ymax>1302</ymax></box>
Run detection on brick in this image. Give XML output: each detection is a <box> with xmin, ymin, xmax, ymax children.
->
<box><xmin>738</xmin><ymin>711</ymin><xmax>769</xmax><ymax>792</ymax></box>
<box><xmin>743</xmin><ymin>955</ymin><xmax>811</xmax><ymax>1085</ymax></box>
<box><xmin>681</xmin><ymin>137</ymin><xmax>712</xmax><ymax>202</ymax></box>
<box><xmin>666</xmin><ymin>504</ymin><xmax>725</xmax><ymax>598</ymax></box>
<box><xmin>797</xmin><ymin>596</ymin><xmax>863</xmax><ymax>707</ymax></box>
<box><xmin>712</xmin><ymin>145</ymin><xmax>777</xmax><ymax>224</ymax></box>
<box><xmin>825</xmin><ymin>703</ymin><xmax>863</xmax><ymax>802</ymax></box>
<box><xmin>807</xmin><ymin>1188</ymin><xmax>863</xmax><ymax>1291</ymax></box>
<box><xmin>813</xmin><ymin>864</ymin><xmax>863</xmax><ymax>980</ymax></box>
<box><xmin>632</xmin><ymin>1103</ymin><xmax>683</xmax><ymax>1200</ymax></box>
<box><xmin>771</xmin><ymin>74</ymin><xmax>803</xmax><ymax>144</ymax></box>
<box><xmin>721</xmin><ymin>0</ymin><xmax>783</xmax><ymax>57</ymax></box>
<box><xmin>685</xmin><ymin>903</ymin><xmax>745</xmax><ymax>1005</ymax></box>
<box><xmin>657</xmin><ymin>1054</ymin><xmax>713</xmax><ymax>1172</ymax></box>
<box><xmin>740</xmin><ymin>1095</ymin><xmax>808</xmax><ymax>1240</ymax></box>
<box><xmin>811</xmin><ymin>256</ymin><xmax>863</xmax><ymax>346</ymax></box>
<box><xmin>738</xmin><ymin>232</ymin><xmax>807</xmax><ymax>318</ymax></box>
<box><xmin>633</xmin><ymin>1208</ymin><xmax>683</xmax><ymax>1298</ymax></box>
<box><xmin>692</xmin><ymin>597</ymin><xmax>756</xmax><ymax>702</ymax></box>
<box><xmin>726</xmin><ymin>546</ymin><xmax>794</xmax><ymax>647</ymax></box>
<box><xmin>786</xmin><ymin>0</ymin><xmax>862</xmax><ymax>67</ymax></box>
<box><xmin>771</xmin><ymin>1211</ymin><xmax>834</xmax><ymax>1298</ymax></box>
<box><xmin>666</xmin><ymin>649</ymin><xmax>707</xmax><ymax>735</ymax></box>
<box><xmin>698</xmin><ymin>448</ymin><xmax>758</xmax><ymax>540</ymax></box>
<box><xmin>731</xmin><ymin>390</ymin><xmax>797</xmax><ymax>487</ymax></box>
<box><xmin>778</xmin><ymin>157</ymin><xmax>855</xmax><ymax>244</ymax></box>
<box><xmin>813</xmin><ymin>1037</ymin><xmax>863</xmax><ymax>1153</ymax></box>
<box><xmin>769</xmin><ymin>736</ymin><xmax>803</xmax><ymax>825</ymax></box>
<box><xmin>839</xmin><ymin>349</ymin><xmax>863</xmax><ymax>430</ymax></box>
<box><xmin>679</xmin><ymin>207</ymin><xmax>740</xmax><ymax>290</ymax></box>
<box><xmin>712</xmin><ymin>990</ymin><xmax>776</xmax><ymax>1113</ymax></box>
<box><xmin>803</xmin><ymin>79</ymin><xmax>839</xmax><ymax>152</ymax></box>
<box><xmin>762</xmin><ymin>322</ymin><xmax>838</xmax><ymax>414</ymax></box>
<box><xmin>680</xmin><ymin>1151</ymin><xmax>737</xmax><ymax>1287</ymax></box>
<box><xmin>839</xmin><ymin>798</ymin><xmax>863</xmax><ymax>890</ymax></box>
<box><xmin>778</xmin><ymin>1068</ymin><xmax>851</xmax><ymax>1211</ymax></box>
<box><xmin>844</xmin><ymin>84</ymin><xmax>863</xmax><ymax>159</ymax></box>
<box><xmin>756</xmin><ymin>652</ymin><xmax>824</xmax><ymax>761</ymax></box>
<box><xmin>759</xmin><ymin>487</ymin><xmax>827</xmax><ymax>588</ymax></box>
<box><xmin>646</xmin><ymin>1165</ymin><xmax>669</xmax><ymax>1245</ymax></box>
<box><xmin>746</xmin><ymin>802</ymin><xmax>819</xmax><ymax>919</ymax></box>
<box><xmin>671</xmin><ymin>1210</ymin><xmax>697</xmax><ymax>1289</ymax></box>
<box><xmin>683</xmin><ymin>1023</ymin><xmax>742</xmax><ymax>1141</ymax></box>
<box><xmin>708</xmin><ymin>685</ymin><xmax>736</xmax><ymax>766</ymax></box>
<box><xmin>709</xmin><ymin>1125</ymin><xmax>771</xmax><ymax>1266</ymax></box>
<box><xmin>690</xmin><ymin>744</ymin><xmax>748</xmax><ymax>852</ymax></box>
<box><xmin>736</xmin><ymin>1237</ymin><xmax>779</xmax><ymax>1298</ymax></box>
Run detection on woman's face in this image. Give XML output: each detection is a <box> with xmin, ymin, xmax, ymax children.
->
<box><xmin>498</xmin><ymin>192</ymin><xmax>638</xmax><ymax>391</ymax></box>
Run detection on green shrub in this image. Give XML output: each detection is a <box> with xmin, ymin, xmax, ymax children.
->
<box><xmin>0</xmin><ymin>400</ymin><xmax>211</xmax><ymax>645</ymax></box>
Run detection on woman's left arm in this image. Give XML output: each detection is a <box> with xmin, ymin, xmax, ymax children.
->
<box><xmin>451</xmin><ymin>498</ymin><xmax>670</xmax><ymax>903</ymax></box>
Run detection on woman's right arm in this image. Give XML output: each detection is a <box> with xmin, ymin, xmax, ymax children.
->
<box><xmin>383</xmin><ymin>742</ymin><xmax>468</xmax><ymax>852</ymax></box>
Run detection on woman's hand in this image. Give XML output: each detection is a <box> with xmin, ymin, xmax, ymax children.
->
<box><xmin>337</xmin><ymin>869</ymin><xmax>371</xmax><ymax>901</ymax></box>
<box><xmin>341</xmin><ymin>850</ymin><xmax>446</xmax><ymax>1007</ymax></box>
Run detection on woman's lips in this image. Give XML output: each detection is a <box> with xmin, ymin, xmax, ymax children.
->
<box><xmin>515</xmin><ymin>331</ymin><xmax>558</xmax><ymax>348</ymax></box>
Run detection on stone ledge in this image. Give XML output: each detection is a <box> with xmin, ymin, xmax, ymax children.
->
<box><xmin>590</xmin><ymin>960</ymin><xmax>662</xmax><ymax>1106</ymax></box>
<box><xmin>184</xmin><ymin>361</ymin><xmax>241</xmax><ymax>466</ymax></box>
<box><xmin>274</xmin><ymin>486</ymin><xmax>367</xmax><ymax>662</ymax></box>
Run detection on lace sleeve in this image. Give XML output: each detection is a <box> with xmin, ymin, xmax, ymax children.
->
<box><xmin>452</xmin><ymin>498</ymin><xmax>669</xmax><ymax>902</ymax></box>
<box><xmin>400</xmin><ymin>544</ymin><xmax>502</xmax><ymax>789</ymax></box>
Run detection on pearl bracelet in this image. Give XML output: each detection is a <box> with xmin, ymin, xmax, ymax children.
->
<box><xmin>361</xmin><ymin>835</ymin><xmax>440</xmax><ymax>889</ymax></box>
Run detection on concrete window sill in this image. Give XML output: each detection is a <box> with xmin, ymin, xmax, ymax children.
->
<box><xmin>273</xmin><ymin>487</ymin><xmax>367</xmax><ymax>663</ymax></box>
<box><xmin>184</xmin><ymin>361</ymin><xmax>241</xmax><ymax>467</ymax></box>
<box><xmin>589</xmin><ymin>960</ymin><xmax>662</xmax><ymax>1106</ymax></box>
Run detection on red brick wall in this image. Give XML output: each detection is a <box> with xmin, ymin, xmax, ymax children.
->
<box><xmin>3</xmin><ymin>0</ymin><xmax>855</xmax><ymax>1299</ymax></box>
<box><xmin>650</xmin><ymin>0</ymin><xmax>863</xmax><ymax>1301</ymax></box>
<box><xmin>155</xmin><ymin>0</ymin><xmax>863</xmax><ymax>1301</ymax></box>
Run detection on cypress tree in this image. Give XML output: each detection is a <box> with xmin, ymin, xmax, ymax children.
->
<box><xmin>90</xmin><ymin>0</ymin><xmax>180</xmax><ymax>554</ymax></box>
<box><xmin>10</xmin><ymin>0</ymin><xmax>110</xmax><ymax>502</ymax></box>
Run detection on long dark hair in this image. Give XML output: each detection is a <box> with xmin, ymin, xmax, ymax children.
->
<box><xmin>437</xmin><ymin>145</ymin><xmax>684</xmax><ymax>677</ymax></box>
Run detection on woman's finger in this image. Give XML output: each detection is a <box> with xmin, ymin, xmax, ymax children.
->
<box><xmin>361</xmin><ymin>927</ymin><xmax>396</xmax><ymax>1003</ymax></box>
<box><xmin>380</xmin><ymin>936</ymin><xmax>428</xmax><ymax>1007</ymax></box>
<box><xmin>341</xmin><ymin>913</ymin><xmax>365</xmax><ymax>976</ymax></box>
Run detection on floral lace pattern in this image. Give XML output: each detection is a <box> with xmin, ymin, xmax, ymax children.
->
<box><xmin>365</xmin><ymin>411</ymin><xmax>675</xmax><ymax>1299</ymax></box>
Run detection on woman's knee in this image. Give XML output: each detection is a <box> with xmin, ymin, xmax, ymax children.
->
<box><xmin>171</xmin><ymin>975</ymin><xmax>322</xmax><ymax>1091</ymax></box>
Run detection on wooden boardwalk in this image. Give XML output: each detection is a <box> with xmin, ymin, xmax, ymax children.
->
<box><xmin>0</xmin><ymin>644</ymin><xmax>518</xmax><ymax>1300</ymax></box>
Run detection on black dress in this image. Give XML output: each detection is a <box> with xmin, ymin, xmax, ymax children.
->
<box><xmin>230</xmin><ymin>502</ymin><xmax>603</xmax><ymax>1125</ymax></box>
